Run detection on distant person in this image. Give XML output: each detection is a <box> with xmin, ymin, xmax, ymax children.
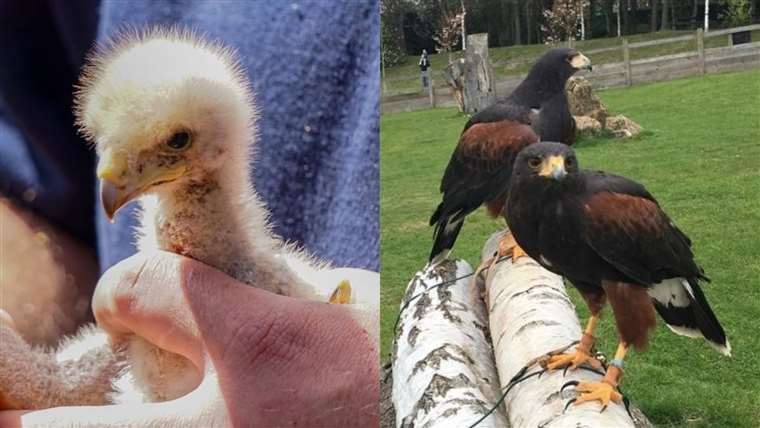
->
<box><xmin>419</xmin><ymin>49</ymin><xmax>430</xmax><ymax>89</ymax></box>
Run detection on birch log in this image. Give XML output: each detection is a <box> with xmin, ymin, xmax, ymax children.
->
<box><xmin>480</xmin><ymin>230</ymin><xmax>652</xmax><ymax>428</ymax></box>
<box><xmin>392</xmin><ymin>259</ymin><xmax>507</xmax><ymax>427</ymax></box>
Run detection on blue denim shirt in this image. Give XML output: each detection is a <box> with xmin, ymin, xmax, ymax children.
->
<box><xmin>0</xmin><ymin>0</ymin><xmax>379</xmax><ymax>271</ymax></box>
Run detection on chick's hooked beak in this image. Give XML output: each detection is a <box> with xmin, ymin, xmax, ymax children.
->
<box><xmin>570</xmin><ymin>52</ymin><xmax>592</xmax><ymax>71</ymax></box>
<box><xmin>97</xmin><ymin>148</ymin><xmax>186</xmax><ymax>221</ymax></box>
<box><xmin>538</xmin><ymin>155</ymin><xmax>567</xmax><ymax>180</ymax></box>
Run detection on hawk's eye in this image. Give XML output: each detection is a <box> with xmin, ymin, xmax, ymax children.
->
<box><xmin>565</xmin><ymin>157</ymin><xmax>576</xmax><ymax>168</ymax></box>
<box><xmin>167</xmin><ymin>131</ymin><xmax>191</xmax><ymax>150</ymax></box>
<box><xmin>528</xmin><ymin>157</ymin><xmax>542</xmax><ymax>169</ymax></box>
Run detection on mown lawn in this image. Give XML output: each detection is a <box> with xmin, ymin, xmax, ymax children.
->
<box><xmin>383</xmin><ymin>29</ymin><xmax>760</xmax><ymax>96</ymax></box>
<box><xmin>380</xmin><ymin>70</ymin><xmax>760</xmax><ymax>426</ymax></box>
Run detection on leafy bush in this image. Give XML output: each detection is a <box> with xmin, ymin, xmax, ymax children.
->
<box><xmin>722</xmin><ymin>0</ymin><xmax>751</xmax><ymax>27</ymax></box>
<box><xmin>382</xmin><ymin>20</ymin><xmax>407</xmax><ymax>68</ymax></box>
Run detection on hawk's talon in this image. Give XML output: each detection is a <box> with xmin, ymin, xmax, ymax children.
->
<box><xmin>497</xmin><ymin>233</ymin><xmax>527</xmax><ymax>262</ymax></box>
<box><xmin>545</xmin><ymin>348</ymin><xmax>603</xmax><ymax>372</ymax></box>
<box><xmin>563</xmin><ymin>398</ymin><xmax>577</xmax><ymax>413</ymax></box>
<box><xmin>623</xmin><ymin>396</ymin><xmax>634</xmax><ymax>420</ymax></box>
<box><xmin>572</xmin><ymin>381</ymin><xmax>623</xmax><ymax>409</ymax></box>
<box><xmin>561</xmin><ymin>380</ymin><xmax>579</xmax><ymax>393</ymax></box>
<box><xmin>536</xmin><ymin>368</ymin><xmax>548</xmax><ymax>379</ymax></box>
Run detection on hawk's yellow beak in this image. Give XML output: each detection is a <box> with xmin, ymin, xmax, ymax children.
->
<box><xmin>97</xmin><ymin>149</ymin><xmax>186</xmax><ymax>221</ymax></box>
<box><xmin>538</xmin><ymin>155</ymin><xmax>567</xmax><ymax>180</ymax></box>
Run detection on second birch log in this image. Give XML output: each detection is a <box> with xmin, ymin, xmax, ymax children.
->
<box><xmin>479</xmin><ymin>230</ymin><xmax>652</xmax><ymax>427</ymax></box>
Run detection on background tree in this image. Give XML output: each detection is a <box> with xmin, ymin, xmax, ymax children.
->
<box><xmin>382</xmin><ymin>20</ymin><xmax>407</xmax><ymax>68</ymax></box>
<box><xmin>433</xmin><ymin>4</ymin><xmax>466</xmax><ymax>63</ymax></box>
<box><xmin>661</xmin><ymin>0</ymin><xmax>672</xmax><ymax>29</ymax></box>
<box><xmin>651</xmin><ymin>0</ymin><xmax>659</xmax><ymax>30</ymax></box>
<box><xmin>722</xmin><ymin>0</ymin><xmax>751</xmax><ymax>26</ymax></box>
<box><xmin>380</xmin><ymin>0</ymin><xmax>409</xmax><ymax>66</ymax></box>
<box><xmin>542</xmin><ymin>0</ymin><xmax>587</xmax><ymax>42</ymax></box>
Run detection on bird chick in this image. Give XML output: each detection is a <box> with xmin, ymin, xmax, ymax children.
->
<box><xmin>0</xmin><ymin>27</ymin><xmax>341</xmax><ymax>408</ymax></box>
<box><xmin>79</xmin><ymin>28</ymin><xmax>323</xmax><ymax>301</ymax></box>
<box><xmin>80</xmin><ymin>27</ymin><xmax>335</xmax><ymax>403</ymax></box>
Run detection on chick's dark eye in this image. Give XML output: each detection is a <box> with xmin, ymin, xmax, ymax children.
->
<box><xmin>565</xmin><ymin>157</ymin><xmax>576</xmax><ymax>168</ymax></box>
<box><xmin>167</xmin><ymin>131</ymin><xmax>191</xmax><ymax>150</ymax></box>
<box><xmin>528</xmin><ymin>157</ymin><xmax>542</xmax><ymax>169</ymax></box>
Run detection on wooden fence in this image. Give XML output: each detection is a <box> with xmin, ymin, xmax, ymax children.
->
<box><xmin>381</xmin><ymin>25</ymin><xmax>760</xmax><ymax>115</ymax></box>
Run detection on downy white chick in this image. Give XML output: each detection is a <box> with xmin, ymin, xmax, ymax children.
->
<box><xmin>0</xmin><ymin>27</ymin><xmax>349</xmax><ymax>408</ymax></box>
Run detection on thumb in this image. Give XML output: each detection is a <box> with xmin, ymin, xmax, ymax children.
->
<box><xmin>177</xmin><ymin>268</ymin><xmax>379</xmax><ymax>426</ymax></box>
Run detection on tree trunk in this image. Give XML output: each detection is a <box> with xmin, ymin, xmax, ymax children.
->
<box><xmin>463</xmin><ymin>33</ymin><xmax>496</xmax><ymax>114</ymax></box>
<box><xmin>526</xmin><ymin>0</ymin><xmax>535</xmax><ymax>44</ymax></box>
<box><xmin>513</xmin><ymin>0</ymin><xmax>522</xmax><ymax>45</ymax></box>
<box><xmin>631</xmin><ymin>0</ymin><xmax>639</xmax><ymax>33</ymax></box>
<box><xmin>661</xmin><ymin>0</ymin><xmax>671</xmax><ymax>30</ymax></box>
<box><xmin>477</xmin><ymin>231</ymin><xmax>654</xmax><ymax>428</ymax></box>
<box><xmin>604</xmin><ymin>0</ymin><xmax>615</xmax><ymax>36</ymax></box>
<box><xmin>391</xmin><ymin>260</ymin><xmax>507</xmax><ymax>427</ymax></box>
<box><xmin>651</xmin><ymin>0</ymin><xmax>659</xmax><ymax>31</ymax></box>
<box><xmin>750</xmin><ymin>0</ymin><xmax>756</xmax><ymax>22</ymax></box>
<box><xmin>499</xmin><ymin>0</ymin><xmax>509</xmax><ymax>46</ymax></box>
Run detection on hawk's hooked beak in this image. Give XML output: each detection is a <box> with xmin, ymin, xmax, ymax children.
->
<box><xmin>97</xmin><ymin>149</ymin><xmax>186</xmax><ymax>221</ymax></box>
<box><xmin>538</xmin><ymin>155</ymin><xmax>567</xmax><ymax>180</ymax></box>
<box><xmin>570</xmin><ymin>53</ymin><xmax>592</xmax><ymax>71</ymax></box>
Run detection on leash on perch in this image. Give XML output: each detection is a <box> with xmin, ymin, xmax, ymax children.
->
<box><xmin>467</xmin><ymin>341</ymin><xmax>635</xmax><ymax>427</ymax></box>
<box><xmin>392</xmin><ymin>252</ymin><xmax>635</xmax><ymax>427</ymax></box>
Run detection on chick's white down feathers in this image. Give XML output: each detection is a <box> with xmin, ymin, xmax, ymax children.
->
<box><xmin>78</xmin><ymin>28</ymin><xmax>325</xmax><ymax>300</ymax></box>
<box><xmin>77</xmin><ymin>28</ymin><xmax>337</xmax><ymax>403</ymax></box>
<box><xmin>0</xmin><ymin>28</ymin><xmax>340</xmax><ymax>409</ymax></box>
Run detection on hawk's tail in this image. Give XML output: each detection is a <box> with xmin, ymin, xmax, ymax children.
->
<box><xmin>429</xmin><ymin>208</ymin><xmax>464</xmax><ymax>264</ymax></box>
<box><xmin>650</xmin><ymin>278</ymin><xmax>730</xmax><ymax>356</ymax></box>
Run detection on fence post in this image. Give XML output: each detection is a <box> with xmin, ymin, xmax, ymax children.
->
<box><xmin>428</xmin><ymin>72</ymin><xmax>436</xmax><ymax>108</ymax></box>
<box><xmin>623</xmin><ymin>38</ymin><xmax>632</xmax><ymax>87</ymax></box>
<box><xmin>697</xmin><ymin>28</ymin><xmax>706</xmax><ymax>76</ymax></box>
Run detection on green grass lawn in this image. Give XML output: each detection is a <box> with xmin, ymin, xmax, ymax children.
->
<box><xmin>380</xmin><ymin>70</ymin><xmax>760</xmax><ymax>426</ymax></box>
<box><xmin>383</xmin><ymin>30</ymin><xmax>760</xmax><ymax>96</ymax></box>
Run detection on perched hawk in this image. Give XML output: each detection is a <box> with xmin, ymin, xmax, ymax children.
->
<box><xmin>429</xmin><ymin>48</ymin><xmax>591</xmax><ymax>263</ymax></box>
<box><xmin>506</xmin><ymin>142</ymin><xmax>729</xmax><ymax>407</ymax></box>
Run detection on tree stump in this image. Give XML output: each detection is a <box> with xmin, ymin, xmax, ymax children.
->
<box><xmin>463</xmin><ymin>33</ymin><xmax>495</xmax><ymax>114</ymax></box>
<box><xmin>566</xmin><ymin>77</ymin><xmax>608</xmax><ymax>124</ymax></box>
<box><xmin>566</xmin><ymin>76</ymin><xmax>642</xmax><ymax>139</ymax></box>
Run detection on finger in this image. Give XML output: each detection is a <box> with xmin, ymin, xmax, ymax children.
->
<box><xmin>93</xmin><ymin>251</ymin><xmax>204</xmax><ymax>367</ymax></box>
<box><xmin>177</xmin><ymin>270</ymin><xmax>380</xmax><ymax>426</ymax></box>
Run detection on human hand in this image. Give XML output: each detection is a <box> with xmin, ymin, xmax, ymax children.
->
<box><xmin>0</xmin><ymin>251</ymin><xmax>379</xmax><ymax>427</ymax></box>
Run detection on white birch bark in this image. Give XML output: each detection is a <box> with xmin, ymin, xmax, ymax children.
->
<box><xmin>392</xmin><ymin>259</ymin><xmax>507</xmax><ymax>428</ymax></box>
<box><xmin>479</xmin><ymin>230</ymin><xmax>652</xmax><ymax>428</ymax></box>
